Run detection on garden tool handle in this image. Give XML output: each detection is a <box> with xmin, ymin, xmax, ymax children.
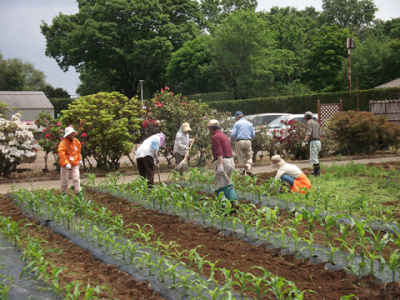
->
<box><xmin>223</xmin><ymin>171</ymin><xmax>233</xmax><ymax>185</ymax></box>
<box><xmin>180</xmin><ymin>137</ymin><xmax>196</xmax><ymax>165</ymax></box>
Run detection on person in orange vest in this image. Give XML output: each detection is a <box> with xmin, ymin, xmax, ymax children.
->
<box><xmin>270</xmin><ymin>155</ymin><xmax>311</xmax><ymax>194</ymax></box>
<box><xmin>58</xmin><ymin>126</ymin><xmax>82</xmax><ymax>195</ymax></box>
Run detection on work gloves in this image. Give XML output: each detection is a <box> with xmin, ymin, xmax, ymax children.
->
<box><xmin>188</xmin><ymin>138</ymin><xmax>193</xmax><ymax>144</ymax></box>
<box><xmin>216</xmin><ymin>164</ymin><xmax>225</xmax><ymax>175</ymax></box>
<box><xmin>66</xmin><ymin>163</ymin><xmax>72</xmax><ymax>170</ymax></box>
<box><xmin>301</xmin><ymin>141</ymin><xmax>307</xmax><ymax>148</ymax></box>
<box><xmin>178</xmin><ymin>143</ymin><xmax>189</xmax><ymax>151</ymax></box>
<box><xmin>79</xmin><ymin>161</ymin><xmax>83</xmax><ymax>167</ymax></box>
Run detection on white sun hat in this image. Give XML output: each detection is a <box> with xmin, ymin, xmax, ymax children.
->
<box><xmin>64</xmin><ymin>126</ymin><xmax>78</xmax><ymax>138</ymax></box>
<box><xmin>271</xmin><ymin>155</ymin><xmax>286</xmax><ymax>169</ymax></box>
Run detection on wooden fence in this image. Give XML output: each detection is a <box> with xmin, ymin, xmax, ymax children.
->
<box><xmin>370</xmin><ymin>99</ymin><xmax>400</xmax><ymax>125</ymax></box>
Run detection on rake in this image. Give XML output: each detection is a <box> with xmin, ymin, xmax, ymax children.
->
<box><xmin>174</xmin><ymin>138</ymin><xmax>195</xmax><ymax>173</ymax></box>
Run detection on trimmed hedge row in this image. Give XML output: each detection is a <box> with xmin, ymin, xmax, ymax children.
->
<box><xmin>205</xmin><ymin>87</ymin><xmax>400</xmax><ymax>115</ymax></box>
<box><xmin>49</xmin><ymin>98</ymin><xmax>75</xmax><ymax>118</ymax></box>
<box><xmin>185</xmin><ymin>92</ymin><xmax>235</xmax><ymax>102</ymax></box>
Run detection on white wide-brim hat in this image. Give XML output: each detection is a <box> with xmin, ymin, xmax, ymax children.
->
<box><xmin>271</xmin><ymin>155</ymin><xmax>285</xmax><ymax>169</ymax></box>
<box><xmin>182</xmin><ymin>123</ymin><xmax>191</xmax><ymax>132</ymax></box>
<box><xmin>64</xmin><ymin>126</ymin><xmax>78</xmax><ymax>138</ymax></box>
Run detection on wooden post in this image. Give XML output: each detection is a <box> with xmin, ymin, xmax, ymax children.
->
<box><xmin>317</xmin><ymin>100</ymin><xmax>321</xmax><ymax>126</ymax></box>
<box><xmin>356</xmin><ymin>77</ymin><xmax>359</xmax><ymax>111</ymax></box>
<box><xmin>340</xmin><ymin>99</ymin><xmax>343</xmax><ymax>112</ymax></box>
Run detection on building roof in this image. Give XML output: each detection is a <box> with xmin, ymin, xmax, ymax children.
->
<box><xmin>0</xmin><ymin>91</ymin><xmax>54</xmax><ymax>109</ymax></box>
<box><xmin>374</xmin><ymin>78</ymin><xmax>400</xmax><ymax>89</ymax></box>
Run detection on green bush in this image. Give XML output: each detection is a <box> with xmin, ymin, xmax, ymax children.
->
<box><xmin>205</xmin><ymin>87</ymin><xmax>400</xmax><ymax>115</ymax></box>
<box><xmin>329</xmin><ymin>111</ymin><xmax>400</xmax><ymax>154</ymax></box>
<box><xmin>185</xmin><ymin>92</ymin><xmax>235</xmax><ymax>102</ymax></box>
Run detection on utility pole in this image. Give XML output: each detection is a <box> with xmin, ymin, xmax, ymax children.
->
<box><xmin>139</xmin><ymin>80</ymin><xmax>144</xmax><ymax>105</ymax></box>
<box><xmin>346</xmin><ymin>37</ymin><xmax>356</xmax><ymax>91</ymax></box>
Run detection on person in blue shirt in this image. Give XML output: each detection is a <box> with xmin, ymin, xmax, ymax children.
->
<box><xmin>230</xmin><ymin>111</ymin><xmax>255</xmax><ymax>174</ymax></box>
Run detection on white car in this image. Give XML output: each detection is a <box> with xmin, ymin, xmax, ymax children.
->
<box><xmin>245</xmin><ymin>113</ymin><xmax>292</xmax><ymax>126</ymax></box>
<box><xmin>267</xmin><ymin>113</ymin><xmax>318</xmax><ymax>138</ymax></box>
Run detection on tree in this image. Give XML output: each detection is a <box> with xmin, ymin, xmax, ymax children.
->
<box><xmin>43</xmin><ymin>84</ymin><xmax>70</xmax><ymax>98</ymax></box>
<box><xmin>76</xmin><ymin>68</ymin><xmax>117</xmax><ymax>96</ymax></box>
<box><xmin>200</xmin><ymin>0</ymin><xmax>258</xmax><ymax>30</ymax></box>
<box><xmin>209</xmin><ymin>10</ymin><xmax>277</xmax><ymax>99</ymax></box>
<box><xmin>320</xmin><ymin>0</ymin><xmax>377</xmax><ymax>32</ymax></box>
<box><xmin>166</xmin><ymin>35</ymin><xmax>226</xmax><ymax>95</ymax></box>
<box><xmin>0</xmin><ymin>52</ymin><xmax>46</xmax><ymax>91</ymax></box>
<box><xmin>340</xmin><ymin>35</ymin><xmax>399</xmax><ymax>89</ymax></box>
<box><xmin>40</xmin><ymin>0</ymin><xmax>201</xmax><ymax>99</ymax></box>
<box><xmin>304</xmin><ymin>24</ymin><xmax>350</xmax><ymax>92</ymax></box>
<box><xmin>61</xmin><ymin>92</ymin><xmax>142</xmax><ymax>170</ymax></box>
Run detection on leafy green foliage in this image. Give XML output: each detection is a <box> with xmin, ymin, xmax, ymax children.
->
<box><xmin>0</xmin><ymin>52</ymin><xmax>46</xmax><ymax>91</ymax></box>
<box><xmin>329</xmin><ymin>111</ymin><xmax>400</xmax><ymax>154</ymax></box>
<box><xmin>166</xmin><ymin>35</ymin><xmax>226</xmax><ymax>95</ymax></box>
<box><xmin>305</xmin><ymin>24</ymin><xmax>351</xmax><ymax>92</ymax></box>
<box><xmin>43</xmin><ymin>84</ymin><xmax>70</xmax><ymax>98</ymax></box>
<box><xmin>40</xmin><ymin>0</ymin><xmax>201</xmax><ymax>98</ymax></box>
<box><xmin>185</xmin><ymin>92</ymin><xmax>235</xmax><ymax>102</ymax></box>
<box><xmin>61</xmin><ymin>92</ymin><xmax>142</xmax><ymax>169</ymax></box>
<box><xmin>206</xmin><ymin>87</ymin><xmax>400</xmax><ymax>115</ymax></box>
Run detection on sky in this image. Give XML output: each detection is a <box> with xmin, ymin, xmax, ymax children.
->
<box><xmin>0</xmin><ymin>0</ymin><xmax>399</xmax><ymax>97</ymax></box>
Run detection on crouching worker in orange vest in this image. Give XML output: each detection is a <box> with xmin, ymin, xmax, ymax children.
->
<box><xmin>270</xmin><ymin>155</ymin><xmax>311</xmax><ymax>194</ymax></box>
<box><xmin>58</xmin><ymin>126</ymin><xmax>82</xmax><ymax>195</ymax></box>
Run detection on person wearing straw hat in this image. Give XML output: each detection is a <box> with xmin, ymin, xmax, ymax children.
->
<box><xmin>208</xmin><ymin>119</ymin><xmax>238</xmax><ymax>208</ymax></box>
<box><xmin>135</xmin><ymin>132</ymin><xmax>166</xmax><ymax>186</ymax></box>
<box><xmin>173</xmin><ymin>123</ymin><xmax>192</xmax><ymax>172</ymax></box>
<box><xmin>302</xmin><ymin>111</ymin><xmax>322</xmax><ymax>177</ymax></box>
<box><xmin>270</xmin><ymin>155</ymin><xmax>311</xmax><ymax>194</ymax></box>
<box><xmin>230</xmin><ymin>111</ymin><xmax>255</xmax><ymax>174</ymax></box>
<box><xmin>58</xmin><ymin>126</ymin><xmax>82</xmax><ymax>195</ymax></box>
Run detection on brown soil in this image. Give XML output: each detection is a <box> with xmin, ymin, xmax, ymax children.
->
<box><xmin>0</xmin><ymin>194</ymin><xmax>164</xmax><ymax>300</ymax></box>
<box><xmin>71</xmin><ymin>189</ymin><xmax>400</xmax><ymax>300</ymax></box>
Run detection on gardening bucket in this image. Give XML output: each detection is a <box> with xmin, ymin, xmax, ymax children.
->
<box><xmin>215</xmin><ymin>184</ymin><xmax>237</xmax><ymax>201</ymax></box>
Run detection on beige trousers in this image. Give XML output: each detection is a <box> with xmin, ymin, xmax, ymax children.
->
<box><xmin>235</xmin><ymin>140</ymin><xmax>252</xmax><ymax>168</ymax></box>
<box><xmin>60</xmin><ymin>165</ymin><xmax>81</xmax><ymax>194</ymax></box>
<box><xmin>214</xmin><ymin>157</ymin><xmax>235</xmax><ymax>191</ymax></box>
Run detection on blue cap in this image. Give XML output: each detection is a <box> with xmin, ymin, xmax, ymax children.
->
<box><xmin>235</xmin><ymin>111</ymin><xmax>243</xmax><ymax>117</ymax></box>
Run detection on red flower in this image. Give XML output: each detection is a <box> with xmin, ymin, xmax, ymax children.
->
<box><xmin>81</xmin><ymin>142</ymin><xmax>85</xmax><ymax>146</ymax></box>
<box><xmin>69</xmin><ymin>125</ymin><xmax>74</xmax><ymax>128</ymax></box>
<box><xmin>45</xmin><ymin>134</ymin><xmax>51</xmax><ymax>139</ymax></box>
<box><xmin>161</xmin><ymin>88</ymin><xmax>164</xmax><ymax>92</ymax></box>
<box><xmin>56</xmin><ymin>122</ymin><xmax>61</xmax><ymax>126</ymax></box>
<box><xmin>155</xmin><ymin>102</ymin><xmax>163</xmax><ymax>108</ymax></box>
<box><xmin>170</xmin><ymin>92</ymin><xmax>173</xmax><ymax>95</ymax></box>
<box><xmin>81</xmin><ymin>133</ymin><xmax>88</xmax><ymax>138</ymax></box>
<box><xmin>165</xmin><ymin>86</ymin><xmax>169</xmax><ymax>90</ymax></box>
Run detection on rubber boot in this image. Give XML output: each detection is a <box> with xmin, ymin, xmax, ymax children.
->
<box><xmin>313</xmin><ymin>164</ymin><xmax>320</xmax><ymax>177</ymax></box>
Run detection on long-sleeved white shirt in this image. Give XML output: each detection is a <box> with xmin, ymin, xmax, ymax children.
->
<box><xmin>173</xmin><ymin>132</ymin><xmax>189</xmax><ymax>156</ymax></box>
<box><xmin>275</xmin><ymin>163</ymin><xmax>303</xmax><ymax>180</ymax></box>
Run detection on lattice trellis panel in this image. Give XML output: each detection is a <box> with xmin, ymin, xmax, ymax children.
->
<box><xmin>317</xmin><ymin>100</ymin><xmax>342</xmax><ymax>126</ymax></box>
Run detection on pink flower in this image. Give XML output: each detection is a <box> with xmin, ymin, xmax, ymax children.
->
<box><xmin>165</xmin><ymin>86</ymin><xmax>169</xmax><ymax>90</ymax></box>
<box><xmin>59</xmin><ymin>129</ymin><xmax>63</xmax><ymax>133</ymax></box>
<box><xmin>228</xmin><ymin>112</ymin><xmax>231</xmax><ymax>115</ymax></box>
<box><xmin>56</xmin><ymin>122</ymin><xmax>61</xmax><ymax>126</ymax></box>
<box><xmin>43</xmin><ymin>129</ymin><xmax>46</xmax><ymax>132</ymax></box>
<box><xmin>204</xmin><ymin>116</ymin><xmax>207</xmax><ymax>119</ymax></box>
<box><xmin>45</xmin><ymin>134</ymin><xmax>51</xmax><ymax>139</ymax></box>
<box><xmin>170</xmin><ymin>92</ymin><xmax>173</xmax><ymax>95</ymax></box>
<box><xmin>161</xmin><ymin>88</ymin><xmax>164</xmax><ymax>92</ymax></box>
<box><xmin>82</xmin><ymin>133</ymin><xmax>88</xmax><ymax>138</ymax></box>
<box><xmin>69</xmin><ymin>125</ymin><xmax>74</xmax><ymax>128</ymax></box>
<box><xmin>81</xmin><ymin>142</ymin><xmax>85</xmax><ymax>146</ymax></box>
<box><xmin>155</xmin><ymin>102</ymin><xmax>163</xmax><ymax>108</ymax></box>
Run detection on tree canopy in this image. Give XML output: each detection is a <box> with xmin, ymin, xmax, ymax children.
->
<box><xmin>0</xmin><ymin>52</ymin><xmax>46</xmax><ymax>91</ymax></box>
<box><xmin>41</xmin><ymin>0</ymin><xmax>201</xmax><ymax>99</ymax></box>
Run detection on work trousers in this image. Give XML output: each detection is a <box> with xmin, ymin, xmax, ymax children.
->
<box><xmin>213</xmin><ymin>157</ymin><xmax>235</xmax><ymax>191</ymax></box>
<box><xmin>235</xmin><ymin>140</ymin><xmax>252</xmax><ymax>168</ymax></box>
<box><xmin>60</xmin><ymin>165</ymin><xmax>80</xmax><ymax>194</ymax></box>
<box><xmin>310</xmin><ymin>140</ymin><xmax>321</xmax><ymax>164</ymax></box>
<box><xmin>137</xmin><ymin>155</ymin><xmax>155</xmax><ymax>186</ymax></box>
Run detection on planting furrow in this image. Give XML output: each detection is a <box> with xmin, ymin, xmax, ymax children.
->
<box><xmin>97</xmin><ymin>176</ymin><xmax>400</xmax><ymax>285</ymax></box>
<box><xmin>86</xmin><ymin>187</ymin><xmax>392</xmax><ymax>299</ymax></box>
<box><xmin>0</xmin><ymin>194</ymin><xmax>164</xmax><ymax>300</ymax></box>
<box><xmin>8</xmin><ymin>190</ymin><xmax>251</xmax><ymax>300</ymax></box>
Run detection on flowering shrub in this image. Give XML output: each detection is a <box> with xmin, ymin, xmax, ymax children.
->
<box><xmin>61</xmin><ymin>92</ymin><xmax>142</xmax><ymax>170</ymax></box>
<box><xmin>0</xmin><ymin>113</ymin><xmax>37</xmax><ymax>176</ymax></box>
<box><xmin>34</xmin><ymin>112</ymin><xmax>65</xmax><ymax>169</ymax></box>
<box><xmin>142</xmin><ymin>87</ymin><xmax>231</xmax><ymax>165</ymax></box>
<box><xmin>329</xmin><ymin>111</ymin><xmax>400</xmax><ymax>154</ymax></box>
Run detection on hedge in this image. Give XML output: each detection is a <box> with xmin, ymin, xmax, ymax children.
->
<box><xmin>49</xmin><ymin>98</ymin><xmax>75</xmax><ymax>118</ymax></box>
<box><xmin>185</xmin><ymin>92</ymin><xmax>235</xmax><ymax>102</ymax></box>
<box><xmin>205</xmin><ymin>87</ymin><xmax>400</xmax><ymax>115</ymax></box>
